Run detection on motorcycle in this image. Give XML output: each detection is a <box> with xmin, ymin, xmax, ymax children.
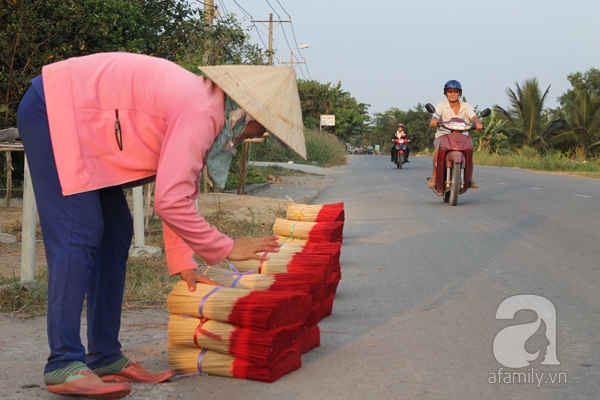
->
<box><xmin>425</xmin><ymin>103</ymin><xmax>490</xmax><ymax>205</ymax></box>
<box><xmin>392</xmin><ymin>137</ymin><xmax>410</xmax><ymax>169</ymax></box>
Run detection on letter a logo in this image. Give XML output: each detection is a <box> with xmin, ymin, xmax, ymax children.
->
<box><xmin>493</xmin><ymin>295</ymin><xmax>560</xmax><ymax>368</ymax></box>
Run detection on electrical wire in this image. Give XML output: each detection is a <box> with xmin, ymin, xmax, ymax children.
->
<box><xmin>265</xmin><ymin>0</ymin><xmax>281</xmax><ymax>18</ymax></box>
<box><xmin>216</xmin><ymin>0</ymin><xmax>229</xmax><ymax>16</ymax></box>
<box><xmin>276</xmin><ymin>0</ymin><xmax>291</xmax><ymax>18</ymax></box>
<box><xmin>231</xmin><ymin>0</ymin><xmax>253</xmax><ymax>19</ymax></box>
<box><xmin>217</xmin><ymin>0</ymin><xmax>312</xmax><ymax>75</ymax></box>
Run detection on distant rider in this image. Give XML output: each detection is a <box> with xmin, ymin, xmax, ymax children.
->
<box><xmin>390</xmin><ymin>123</ymin><xmax>410</xmax><ymax>163</ymax></box>
<box><xmin>428</xmin><ymin>80</ymin><xmax>481</xmax><ymax>189</ymax></box>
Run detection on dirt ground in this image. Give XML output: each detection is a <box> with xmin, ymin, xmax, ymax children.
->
<box><xmin>0</xmin><ymin>174</ymin><xmax>332</xmax><ymax>399</ymax></box>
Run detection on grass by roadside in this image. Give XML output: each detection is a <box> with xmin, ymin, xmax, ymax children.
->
<box><xmin>473</xmin><ymin>150</ymin><xmax>600</xmax><ymax>179</ymax></box>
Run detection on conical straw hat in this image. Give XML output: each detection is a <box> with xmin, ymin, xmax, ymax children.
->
<box><xmin>198</xmin><ymin>65</ymin><xmax>306</xmax><ymax>159</ymax></box>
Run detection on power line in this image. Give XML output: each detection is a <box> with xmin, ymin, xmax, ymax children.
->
<box><xmin>216</xmin><ymin>0</ymin><xmax>229</xmax><ymax>16</ymax></box>
<box><xmin>231</xmin><ymin>0</ymin><xmax>253</xmax><ymax>18</ymax></box>
<box><xmin>265</xmin><ymin>0</ymin><xmax>281</xmax><ymax>18</ymax></box>
<box><xmin>288</xmin><ymin>22</ymin><xmax>312</xmax><ymax>80</ymax></box>
<box><xmin>220</xmin><ymin>1</ymin><xmax>311</xmax><ymax>77</ymax></box>
<box><xmin>268</xmin><ymin>0</ymin><xmax>312</xmax><ymax>79</ymax></box>
<box><xmin>276</xmin><ymin>0</ymin><xmax>291</xmax><ymax>18</ymax></box>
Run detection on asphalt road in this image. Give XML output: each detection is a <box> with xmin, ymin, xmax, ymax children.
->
<box><xmin>305</xmin><ymin>154</ymin><xmax>600</xmax><ymax>399</ymax></box>
<box><xmin>171</xmin><ymin>154</ymin><xmax>600</xmax><ymax>399</ymax></box>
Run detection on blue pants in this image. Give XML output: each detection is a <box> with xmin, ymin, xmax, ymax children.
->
<box><xmin>17</xmin><ymin>77</ymin><xmax>133</xmax><ymax>373</ymax></box>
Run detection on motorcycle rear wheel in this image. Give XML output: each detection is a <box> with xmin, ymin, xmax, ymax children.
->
<box><xmin>450</xmin><ymin>161</ymin><xmax>461</xmax><ymax>206</ymax></box>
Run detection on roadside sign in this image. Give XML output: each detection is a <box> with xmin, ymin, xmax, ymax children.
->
<box><xmin>320</xmin><ymin>115</ymin><xmax>335</xmax><ymax>127</ymax></box>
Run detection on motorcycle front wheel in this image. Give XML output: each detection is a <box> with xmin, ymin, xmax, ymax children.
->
<box><xmin>450</xmin><ymin>161</ymin><xmax>461</xmax><ymax>206</ymax></box>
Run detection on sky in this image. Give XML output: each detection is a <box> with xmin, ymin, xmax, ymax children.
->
<box><xmin>208</xmin><ymin>0</ymin><xmax>599</xmax><ymax>116</ymax></box>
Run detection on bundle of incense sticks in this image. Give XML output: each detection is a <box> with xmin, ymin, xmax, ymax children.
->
<box><xmin>276</xmin><ymin>238</ymin><xmax>342</xmax><ymax>274</ymax></box>
<box><xmin>167</xmin><ymin>281</ymin><xmax>311</xmax><ymax>330</ymax></box>
<box><xmin>168</xmin><ymin>314</ymin><xmax>302</xmax><ymax>365</ymax></box>
<box><xmin>229</xmin><ymin>250</ymin><xmax>333</xmax><ymax>279</ymax></box>
<box><xmin>198</xmin><ymin>266</ymin><xmax>325</xmax><ymax>303</ymax></box>
<box><xmin>272</xmin><ymin>218</ymin><xmax>344</xmax><ymax>243</ymax></box>
<box><xmin>297</xmin><ymin>324</ymin><xmax>321</xmax><ymax>354</ymax></box>
<box><xmin>168</xmin><ymin>344</ymin><xmax>302</xmax><ymax>383</ymax></box>
<box><xmin>286</xmin><ymin>202</ymin><xmax>345</xmax><ymax>223</ymax></box>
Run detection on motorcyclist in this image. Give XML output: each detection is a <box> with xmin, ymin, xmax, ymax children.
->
<box><xmin>428</xmin><ymin>80</ymin><xmax>482</xmax><ymax>189</ymax></box>
<box><xmin>390</xmin><ymin>123</ymin><xmax>410</xmax><ymax>163</ymax></box>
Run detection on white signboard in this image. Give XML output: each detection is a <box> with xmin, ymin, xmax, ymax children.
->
<box><xmin>320</xmin><ymin>115</ymin><xmax>336</xmax><ymax>126</ymax></box>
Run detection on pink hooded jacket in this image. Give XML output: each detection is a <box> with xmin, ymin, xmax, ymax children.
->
<box><xmin>41</xmin><ymin>52</ymin><xmax>233</xmax><ymax>275</ymax></box>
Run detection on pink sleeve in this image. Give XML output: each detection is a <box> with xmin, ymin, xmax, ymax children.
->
<box><xmin>154</xmin><ymin>88</ymin><xmax>234</xmax><ymax>274</ymax></box>
<box><xmin>163</xmin><ymin>221</ymin><xmax>197</xmax><ymax>275</ymax></box>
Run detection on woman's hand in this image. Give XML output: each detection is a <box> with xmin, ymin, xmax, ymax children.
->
<box><xmin>227</xmin><ymin>235</ymin><xmax>282</xmax><ymax>262</ymax></box>
<box><xmin>179</xmin><ymin>269</ymin><xmax>221</xmax><ymax>292</ymax></box>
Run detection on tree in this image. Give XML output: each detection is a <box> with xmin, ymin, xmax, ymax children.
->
<box><xmin>0</xmin><ymin>0</ymin><xmax>149</xmax><ymax>128</ymax></box>
<box><xmin>296</xmin><ymin>80</ymin><xmax>370</xmax><ymax>142</ymax></box>
<box><xmin>470</xmin><ymin>111</ymin><xmax>509</xmax><ymax>154</ymax></box>
<box><xmin>0</xmin><ymin>0</ymin><xmax>266</xmax><ymax>129</ymax></box>
<box><xmin>558</xmin><ymin>68</ymin><xmax>600</xmax><ymax>106</ymax></box>
<box><xmin>369</xmin><ymin>104</ymin><xmax>431</xmax><ymax>153</ymax></box>
<box><xmin>549</xmin><ymin>88</ymin><xmax>600</xmax><ymax>160</ymax></box>
<box><xmin>0</xmin><ymin>0</ymin><xmax>265</xmax><ymax>188</ymax></box>
<box><xmin>493</xmin><ymin>78</ymin><xmax>561</xmax><ymax>152</ymax></box>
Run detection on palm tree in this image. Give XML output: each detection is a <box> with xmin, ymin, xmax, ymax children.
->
<box><xmin>493</xmin><ymin>78</ymin><xmax>561</xmax><ymax>151</ymax></box>
<box><xmin>549</xmin><ymin>88</ymin><xmax>600</xmax><ymax>160</ymax></box>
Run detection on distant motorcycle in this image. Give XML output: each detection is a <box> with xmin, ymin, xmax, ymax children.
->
<box><xmin>425</xmin><ymin>103</ymin><xmax>490</xmax><ymax>205</ymax></box>
<box><xmin>392</xmin><ymin>138</ymin><xmax>409</xmax><ymax>169</ymax></box>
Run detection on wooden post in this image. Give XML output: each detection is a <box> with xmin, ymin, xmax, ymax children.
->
<box><xmin>236</xmin><ymin>141</ymin><xmax>250</xmax><ymax>195</ymax></box>
<box><xmin>202</xmin><ymin>168</ymin><xmax>210</xmax><ymax>193</ymax></box>
<box><xmin>268</xmin><ymin>14</ymin><xmax>273</xmax><ymax>65</ymax></box>
<box><xmin>236</xmin><ymin>138</ymin><xmax>264</xmax><ymax>195</ymax></box>
<box><xmin>5</xmin><ymin>151</ymin><xmax>12</xmax><ymax>207</ymax></box>
<box><xmin>143</xmin><ymin>182</ymin><xmax>154</xmax><ymax>230</ymax></box>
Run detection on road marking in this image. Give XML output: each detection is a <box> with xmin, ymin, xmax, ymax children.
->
<box><xmin>531</xmin><ymin>187</ymin><xmax>540</xmax><ymax>190</ymax></box>
<box><xmin>574</xmin><ymin>194</ymin><xmax>592</xmax><ymax>198</ymax></box>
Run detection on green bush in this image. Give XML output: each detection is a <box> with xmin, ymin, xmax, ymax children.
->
<box><xmin>516</xmin><ymin>146</ymin><xmax>540</xmax><ymax>159</ymax></box>
<box><xmin>251</xmin><ymin>129</ymin><xmax>347</xmax><ymax>166</ymax></box>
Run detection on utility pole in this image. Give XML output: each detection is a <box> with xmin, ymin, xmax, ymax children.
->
<box><xmin>236</xmin><ymin>14</ymin><xmax>290</xmax><ymax>194</ymax></box>
<box><xmin>203</xmin><ymin>0</ymin><xmax>215</xmax><ymax>25</ymax></box>
<box><xmin>268</xmin><ymin>13</ymin><xmax>273</xmax><ymax>65</ymax></box>
<box><xmin>251</xmin><ymin>14</ymin><xmax>291</xmax><ymax>65</ymax></box>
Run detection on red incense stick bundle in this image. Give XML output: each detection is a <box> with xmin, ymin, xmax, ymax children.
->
<box><xmin>199</xmin><ymin>266</ymin><xmax>325</xmax><ymax>301</ymax></box>
<box><xmin>277</xmin><ymin>238</ymin><xmax>342</xmax><ymax>274</ymax></box>
<box><xmin>229</xmin><ymin>251</ymin><xmax>333</xmax><ymax>280</ymax></box>
<box><xmin>297</xmin><ymin>324</ymin><xmax>321</xmax><ymax>354</ymax></box>
<box><xmin>168</xmin><ymin>344</ymin><xmax>302</xmax><ymax>383</ymax></box>
<box><xmin>320</xmin><ymin>294</ymin><xmax>335</xmax><ymax>319</ymax></box>
<box><xmin>286</xmin><ymin>202</ymin><xmax>345</xmax><ymax>223</ymax></box>
<box><xmin>273</xmin><ymin>218</ymin><xmax>343</xmax><ymax>243</ymax></box>
<box><xmin>168</xmin><ymin>314</ymin><xmax>302</xmax><ymax>365</ymax></box>
<box><xmin>167</xmin><ymin>281</ymin><xmax>311</xmax><ymax>330</ymax></box>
